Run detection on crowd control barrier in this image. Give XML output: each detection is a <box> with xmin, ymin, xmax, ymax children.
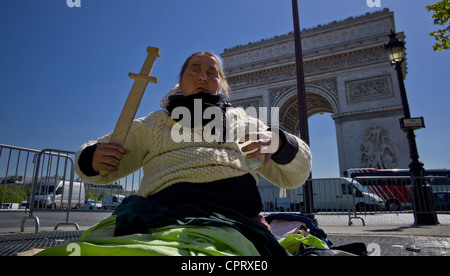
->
<box><xmin>1</xmin><ymin>144</ymin><xmax>40</xmax><ymax>211</ymax></box>
<box><xmin>0</xmin><ymin>144</ymin><xmax>143</xmax><ymax>233</ymax></box>
<box><xmin>20</xmin><ymin>148</ymin><xmax>80</xmax><ymax>233</ymax></box>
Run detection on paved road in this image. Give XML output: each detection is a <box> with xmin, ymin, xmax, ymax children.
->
<box><xmin>0</xmin><ymin>210</ymin><xmax>112</xmax><ymax>232</ymax></box>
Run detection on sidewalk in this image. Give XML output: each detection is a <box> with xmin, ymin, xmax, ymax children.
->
<box><xmin>317</xmin><ymin>214</ymin><xmax>450</xmax><ymax>256</ymax></box>
<box><xmin>316</xmin><ymin>213</ymin><xmax>450</xmax><ymax>236</ymax></box>
<box><xmin>1</xmin><ymin>213</ymin><xmax>449</xmax><ymax>256</ymax></box>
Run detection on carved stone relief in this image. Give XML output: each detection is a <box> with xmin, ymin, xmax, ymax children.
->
<box><xmin>230</xmin><ymin>97</ymin><xmax>263</xmax><ymax>110</ymax></box>
<box><xmin>303</xmin><ymin>47</ymin><xmax>387</xmax><ymax>76</ymax></box>
<box><xmin>227</xmin><ymin>47</ymin><xmax>387</xmax><ymax>91</ymax></box>
<box><xmin>312</xmin><ymin>79</ymin><xmax>338</xmax><ymax>96</ymax></box>
<box><xmin>360</xmin><ymin>126</ymin><xmax>398</xmax><ymax>169</ymax></box>
<box><xmin>346</xmin><ymin>75</ymin><xmax>393</xmax><ymax>103</ymax></box>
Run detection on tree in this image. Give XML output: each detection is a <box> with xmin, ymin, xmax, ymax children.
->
<box><xmin>427</xmin><ymin>0</ymin><xmax>450</xmax><ymax>51</ymax></box>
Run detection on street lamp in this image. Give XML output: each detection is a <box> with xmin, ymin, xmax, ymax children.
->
<box><xmin>384</xmin><ymin>31</ymin><xmax>438</xmax><ymax>225</ymax></box>
<box><xmin>385</xmin><ymin>31</ymin><xmax>405</xmax><ymax>65</ymax></box>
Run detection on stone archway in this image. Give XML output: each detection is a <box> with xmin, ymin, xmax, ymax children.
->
<box><xmin>221</xmin><ymin>9</ymin><xmax>411</xmax><ymax>174</ymax></box>
<box><xmin>279</xmin><ymin>92</ymin><xmax>334</xmax><ymax>135</ymax></box>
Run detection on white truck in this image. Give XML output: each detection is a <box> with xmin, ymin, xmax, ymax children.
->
<box><xmin>102</xmin><ymin>194</ymin><xmax>125</xmax><ymax>210</ymax></box>
<box><xmin>286</xmin><ymin>178</ymin><xmax>385</xmax><ymax>212</ymax></box>
<box><xmin>30</xmin><ymin>180</ymin><xmax>85</xmax><ymax>209</ymax></box>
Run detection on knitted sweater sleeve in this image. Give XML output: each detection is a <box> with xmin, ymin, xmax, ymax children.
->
<box><xmin>75</xmin><ymin>115</ymin><xmax>152</xmax><ymax>185</ymax></box>
<box><xmin>257</xmin><ymin>133</ymin><xmax>312</xmax><ymax>189</ymax></box>
<box><xmin>235</xmin><ymin>108</ymin><xmax>312</xmax><ymax>190</ymax></box>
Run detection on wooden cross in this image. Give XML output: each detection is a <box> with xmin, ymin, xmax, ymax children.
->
<box><xmin>100</xmin><ymin>47</ymin><xmax>161</xmax><ymax>176</ymax></box>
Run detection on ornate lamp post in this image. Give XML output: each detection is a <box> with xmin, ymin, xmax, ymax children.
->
<box><xmin>384</xmin><ymin>31</ymin><xmax>438</xmax><ymax>225</ymax></box>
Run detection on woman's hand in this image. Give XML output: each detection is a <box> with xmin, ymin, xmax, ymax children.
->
<box><xmin>238</xmin><ymin>130</ymin><xmax>283</xmax><ymax>165</ymax></box>
<box><xmin>92</xmin><ymin>143</ymin><xmax>130</xmax><ymax>173</ymax></box>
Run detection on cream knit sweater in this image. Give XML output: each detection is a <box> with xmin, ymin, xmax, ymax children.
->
<box><xmin>75</xmin><ymin>108</ymin><xmax>312</xmax><ymax>198</ymax></box>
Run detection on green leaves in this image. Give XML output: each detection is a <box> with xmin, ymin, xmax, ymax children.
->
<box><xmin>427</xmin><ymin>0</ymin><xmax>450</xmax><ymax>51</ymax></box>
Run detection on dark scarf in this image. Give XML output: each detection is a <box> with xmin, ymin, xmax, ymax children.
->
<box><xmin>166</xmin><ymin>92</ymin><xmax>231</xmax><ymax>143</ymax></box>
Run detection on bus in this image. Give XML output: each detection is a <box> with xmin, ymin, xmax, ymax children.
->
<box><xmin>343</xmin><ymin>168</ymin><xmax>450</xmax><ymax>211</ymax></box>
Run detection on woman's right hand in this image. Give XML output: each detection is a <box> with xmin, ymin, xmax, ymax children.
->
<box><xmin>92</xmin><ymin>143</ymin><xmax>130</xmax><ymax>173</ymax></box>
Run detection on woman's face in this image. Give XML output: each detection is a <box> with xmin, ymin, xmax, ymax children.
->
<box><xmin>179</xmin><ymin>55</ymin><xmax>221</xmax><ymax>97</ymax></box>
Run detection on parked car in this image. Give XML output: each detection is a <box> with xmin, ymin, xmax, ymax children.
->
<box><xmin>85</xmin><ymin>199</ymin><xmax>102</xmax><ymax>210</ymax></box>
<box><xmin>1</xmin><ymin>203</ymin><xmax>19</xmax><ymax>209</ymax></box>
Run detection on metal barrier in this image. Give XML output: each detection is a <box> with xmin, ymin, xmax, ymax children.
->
<box><xmin>1</xmin><ymin>144</ymin><xmax>40</xmax><ymax>211</ymax></box>
<box><xmin>427</xmin><ymin>176</ymin><xmax>450</xmax><ymax>214</ymax></box>
<box><xmin>21</xmin><ymin>148</ymin><xmax>79</xmax><ymax>233</ymax></box>
<box><xmin>1</xmin><ymin>144</ymin><xmax>143</xmax><ymax>233</ymax></box>
<box><xmin>83</xmin><ymin>169</ymin><xmax>142</xmax><ymax>212</ymax></box>
<box><xmin>260</xmin><ymin>176</ymin><xmax>449</xmax><ymax>226</ymax></box>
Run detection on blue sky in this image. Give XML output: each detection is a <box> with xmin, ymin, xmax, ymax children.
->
<box><xmin>0</xmin><ymin>0</ymin><xmax>449</xmax><ymax>178</ymax></box>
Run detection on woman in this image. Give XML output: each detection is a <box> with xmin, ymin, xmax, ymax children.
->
<box><xmin>70</xmin><ymin>52</ymin><xmax>312</xmax><ymax>256</ymax></box>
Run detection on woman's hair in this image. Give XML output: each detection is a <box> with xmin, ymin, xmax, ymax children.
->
<box><xmin>179</xmin><ymin>52</ymin><xmax>230</xmax><ymax>98</ymax></box>
<box><xmin>160</xmin><ymin>52</ymin><xmax>231</xmax><ymax>110</ymax></box>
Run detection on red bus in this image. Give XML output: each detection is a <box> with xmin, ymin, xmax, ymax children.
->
<box><xmin>343</xmin><ymin>168</ymin><xmax>450</xmax><ymax>211</ymax></box>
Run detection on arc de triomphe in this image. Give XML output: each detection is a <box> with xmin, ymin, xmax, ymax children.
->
<box><xmin>221</xmin><ymin>9</ymin><xmax>410</xmax><ymax>177</ymax></box>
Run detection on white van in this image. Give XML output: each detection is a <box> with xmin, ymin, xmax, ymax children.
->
<box><xmin>30</xmin><ymin>180</ymin><xmax>85</xmax><ymax>209</ymax></box>
<box><xmin>102</xmin><ymin>194</ymin><xmax>125</xmax><ymax>210</ymax></box>
<box><xmin>288</xmin><ymin>178</ymin><xmax>385</xmax><ymax>212</ymax></box>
